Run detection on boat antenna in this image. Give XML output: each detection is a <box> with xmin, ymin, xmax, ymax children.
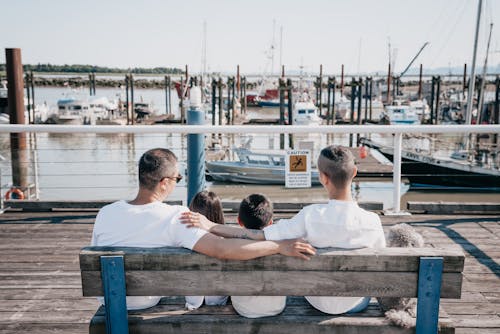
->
<box><xmin>477</xmin><ymin>22</ymin><xmax>493</xmax><ymax>122</ymax></box>
<box><xmin>465</xmin><ymin>0</ymin><xmax>483</xmax><ymax>125</ymax></box>
<box><xmin>399</xmin><ymin>42</ymin><xmax>429</xmax><ymax>78</ymax></box>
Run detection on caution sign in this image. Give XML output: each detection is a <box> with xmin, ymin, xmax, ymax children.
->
<box><xmin>285</xmin><ymin>150</ymin><xmax>311</xmax><ymax>188</ymax></box>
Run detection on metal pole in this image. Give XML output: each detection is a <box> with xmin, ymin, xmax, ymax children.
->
<box><xmin>125</xmin><ymin>75</ymin><xmax>130</xmax><ymax>125</ymax></box>
<box><xmin>392</xmin><ymin>133</ymin><xmax>402</xmax><ymax>213</ymax></box>
<box><xmin>6</xmin><ymin>48</ymin><xmax>28</xmax><ymax>190</ymax></box>
<box><xmin>30</xmin><ymin>71</ymin><xmax>35</xmax><ymax>123</ymax></box>
<box><xmin>187</xmin><ymin>89</ymin><xmax>206</xmax><ymax>206</ymax></box>
<box><xmin>463</xmin><ymin>63</ymin><xmax>467</xmax><ymax>101</ymax></box>
<box><xmin>387</xmin><ymin>63</ymin><xmax>391</xmax><ymax>105</ymax></box>
<box><xmin>340</xmin><ymin>64</ymin><xmax>344</xmax><ymax>95</ymax></box>
<box><xmin>465</xmin><ymin>0</ymin><xmax>483</xmax><ymax>125</ymax></box>
<box><xmin>25</xmin><ymin>73</ymin><xmax>32</xmax><ymax>124</ymax></box>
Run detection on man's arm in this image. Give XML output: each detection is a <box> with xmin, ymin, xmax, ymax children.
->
<box><xmin>192</xmin><ymin>233</ymin><xmax>315</xmax><ymax>261</ymax></box>
<box><xmin>180</xmin><ymin>211</ymin><xmax>265</xmax><ymax>240</ymax></box>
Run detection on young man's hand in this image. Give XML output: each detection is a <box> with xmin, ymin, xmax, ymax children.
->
<box><xmin>180</xmin><ymin>211</ymin><xmax>216</xmax><ymax>231</ymax></box>
<box><xmin>278</xmin><ymin>239</ymin><xmax>316</xmax><ymax>260</ymax></box>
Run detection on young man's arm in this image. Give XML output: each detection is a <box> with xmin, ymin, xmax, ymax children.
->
<box><xmin>180</xmin><ymin>211</ymin><xmax>265</xmax><ymax>240</ymax></box>
<box><xmin>192</xmin><ymin>233</ymin><xmax>315</xmax><ymax>261</ymax></box>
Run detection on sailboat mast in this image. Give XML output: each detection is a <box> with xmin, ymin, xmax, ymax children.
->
<box><xmin>465</xmin><ymin>0</ymin><xmax>483</xmax><ymax>125</ymax></box>
<box><xmin>477</xmin><ymin>23</ymin><xmax>494</xmax><ymax>123</ymax></box>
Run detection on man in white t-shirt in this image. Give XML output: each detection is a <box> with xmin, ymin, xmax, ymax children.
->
<box><xmin>230</xmin><ymin>194</ymin><xmax>286</xmax><ymax>318</ymax></box>
<box><xmin>91</xmin><ymin>148</ymin><xmax>316</xmax><ymax>310</ymax></box>
<box><xmin>181</xmin><ymin>145</ymin><xmax>386</xmax><ymax>315</ymax></box>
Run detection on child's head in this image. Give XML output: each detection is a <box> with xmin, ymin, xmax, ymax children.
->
<box><xmin>189</xmin><ymin>190</ymin><xmax>224</xmax><ymax>225</ymax></box>
<box><xmin>317</xmin><ymin>145</ymin><xmax>356</xmax><ymax>189</ymax></box>
<box><xmin>238</xmin><ymin>194</ymin><xmax>273</xmax><ymax>230</ymax></box>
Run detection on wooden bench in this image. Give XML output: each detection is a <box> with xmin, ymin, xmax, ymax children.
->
<box><xmin>80</xmin><ymin>247</ymin><xmax>465</xmax><ymax>334</ymax></box>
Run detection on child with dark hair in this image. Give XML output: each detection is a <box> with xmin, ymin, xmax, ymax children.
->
<box><xmin>185</xmin><ymin>191</ymin><xmax>228</xmax><ymax>310</ymax></box>
<box><xmin>232</xmin><ymin>194</ymin><xmax>286</xmax><ymax>318</ymax></box>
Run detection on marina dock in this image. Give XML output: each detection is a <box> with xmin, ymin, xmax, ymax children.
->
<box><xmin>0</xmin><ymin>206</ymin><xmax>499</xmax><ymax>333</ymax></box>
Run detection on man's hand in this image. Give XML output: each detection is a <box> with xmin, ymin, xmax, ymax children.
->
<box><xmin>180</xmin><ymin>211</ymin><xmax>216</xmax><ymax>232</ymax></box>
<box><xmin>278</xmin><ymin>239</ymin><xmax>316</xmax><ymax>260</ymax></box>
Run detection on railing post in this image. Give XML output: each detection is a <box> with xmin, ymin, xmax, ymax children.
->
<box><xmin>100</xmin><ymin>256</ymin><xmax>128</xmax><ymax>334</ymax></box>
<box><xmin>416</xmin><ymin>257</ymin><xmax>444</xmax><ymax>334</ymax></box>
<box><xmin>383</xmin><ymin>132</ymin><xmax>408</xmax><ymax>215</ymax></box>
<box><xmin>187</xmin><ymin>86</ymin><xmax>206</xmax><ymax>206</ymax></box>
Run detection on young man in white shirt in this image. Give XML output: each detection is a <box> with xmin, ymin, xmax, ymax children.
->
<box><xmin>230</xmin><ymin>194</ymin><xmax>287</xmax><ymax>318</ymax></box>
<box><xmin>181</xmin><ymin>145</ymin><xmax>386</xmax><ymax>315</ymax></box>
<box><xmin>91</xmin><ymin>148</ymin><xmax>316</xmax><ymax>310</ymax></box>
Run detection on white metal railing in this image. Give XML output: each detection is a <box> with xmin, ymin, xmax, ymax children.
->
<box><xmin>0</xmin><ymin>124</ymin><xmax>499</xmax><ymax>214</ymax></box>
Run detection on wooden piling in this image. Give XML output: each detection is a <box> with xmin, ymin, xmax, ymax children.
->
<box><xmin>218</xmin><ymin>78</ymin><xmax>223</xmax><ymax>126</ymax></box>
<box><xmin>463</xmin><ymin>63</ymin><xmax>467</xmax><ymax>100</ymax></box>
<box><xmin>279</xmin><ymin>78</ymin><xmax>285</xmax><ymax>149</ymax></box>
<box><xmin>494</xmin><ymin>75</ymin><xmax>499</xmax><ymax>143</ymax></box>
<box><xmin>6</xmin><ymin>48</ymin><xmax>28</xmax><ymax>190</ymax></box>
<box><xmin>386</xmin><ymin>63</ymin><xmax>391</xmax><ymax>105</ymax></box>
<box><xmin>165</xmin><ymin>76</ymin><xmax>171</xmax><ymax>114</ymax></box>
<box><xmin>357</xmin><ymin>77</ymin><xmax>363</xmax><ymax>145</ymax></box>
<box><xmin>349</xmin><ymin>78</ymin><xmax>355</xmax><ymax>147</ymax></box>
<box><xmin>364</xmin><ymin>77</ymin><xmax>368</xmax><ymax>123</ymax></box>
<box><xmin>418</xmin><ymin>64</ymin><xmax>423</xmax><ymax>100</ymax></box>
<box><xmin>179</xmin><ymin>77</ymin><xmax>185</xmax><ymax>124</ymax></box>
<box><xmin>318</xmin><ymin>64</ymin><xmax>323</xmax><ymax>116</ymax></box>
<box><xmin>287</xmin><ymin>78</ymin><xmax>293</xmax><ymax>149</ymax></box>
<box><xmin>211</xmin><ymin>79</ymin><xmax>217</xmax><ymax>126</ymax></box>
<box><xmin>340</xmin><ymin>64</ymin><xmax>344</xmax><ymax>95</ymax></box>
<box><xmin>125</xmin><ymin>75</ymin><xmax>130</xmax><ymax>125</ymax></box>
<box><xmin>435</xmin><ymin>76</ymin><xmax>441</xmax><ymax>125</ymax></box>
<box><xmin>130</xmin><ymin>74</ymin><xmax>135</xmax><ymax>125</ymax></box>
<box><xmin>430</xmin><ymin>76</ymin><xmax>435</xmax><ymax>124</ymax></box>
<box><xmin>369</xmin><ymin>77</ymin><xmax>373</xmax><ymax>121</ymax></box>
<box><xmin>25</xmin><ymin>72</ymin><xmax>32</xmax><ymax>124</ymax></box>
<box><xmin>326</xmin><ymin>77</ymin><xmax>332</xmax><ymax>124</ymax></box>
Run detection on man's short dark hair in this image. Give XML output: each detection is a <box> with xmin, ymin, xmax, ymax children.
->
<box><xmin>138</xmin><ymin>148</ymin><xmax>177</xmax><ymax>191</ymax></box>
<box><xmin>317</xmin><ymin>145</ymin><xmax>355</xmax><ymax>188</ymax></box>
<box><xmin>238</xmin><ymin>194</ymin><xmax>273</xmax><ymax>230</ymax></box>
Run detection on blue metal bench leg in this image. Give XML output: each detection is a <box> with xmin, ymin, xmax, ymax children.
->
<box><xmin>101</xmin><ymin>256</ymin><xmax>129</xmax><ymax>334</ymax></box>
<box><xmin>416</xmin><ymin>257</ymin><xmax>444</xmax><ymax>334</ymax></box>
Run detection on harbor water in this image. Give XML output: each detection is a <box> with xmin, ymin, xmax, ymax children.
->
<box><xmin>0</xmin><ymin>87</ymin><xmax>498</xmax><ymax>209</ymax></box>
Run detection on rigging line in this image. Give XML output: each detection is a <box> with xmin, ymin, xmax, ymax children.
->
<box><xmin>423</xmin><ymin>0</ymin><xmax>463</xmax><ymax>44</ymax></box>
<box><xmin>428</xmin><ymin>0</ymin><xmax>470</xmax><ymax>68</ymax></box>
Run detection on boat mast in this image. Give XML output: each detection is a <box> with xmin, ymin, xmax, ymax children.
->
<box><xmin>465</xmin><ymin>0</ymin><xmax>483</xmax><ymax>125</ymax></box>
<box><xmin>477</xmin><ymin>22</ymin><xmax>494</xmax><ymax>123</ymax></box>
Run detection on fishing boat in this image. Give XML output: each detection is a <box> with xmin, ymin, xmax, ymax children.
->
<box><xmin>379</xmin><ymin>103</ymin><xmax>420</xmax><ymax>125</ymax></box>
<box><xmin>293</xmin><ymin>93</ymin><xmax>322</xmax><ymax>125</ymax></box>
<box><xmin>360</xmin><ymin>137</ymin><xmax>500</xmax><ymax>189</ymax></box>
<box><xmin>206</xmin><ymin>147</ymin><xmax>321</xmax><ymax>185</ymax></box>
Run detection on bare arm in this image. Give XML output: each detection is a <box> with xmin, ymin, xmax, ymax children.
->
<box><xmin>180</xmin><ymin>211</ymin><xmax>265</xmax><ymax>240</ymax></box>
<box><xmin>192</xmin><ymin>233</ymin><xmax>315</xmax><ymax>261</ymax></box>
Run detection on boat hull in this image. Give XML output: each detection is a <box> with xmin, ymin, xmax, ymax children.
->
<box><xmin>361</xmin><ymin>138</ymin><xmax>500</xmax><ymax>189</ymax></box>
<box><xmin>206</xmin><ymin>161</ymin><xmax>321</xmax><ymax>185</ymax></box>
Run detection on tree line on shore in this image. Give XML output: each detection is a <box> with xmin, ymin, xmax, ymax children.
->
<box><xmin>0</xmin><ymin>63</ymin><xmax>184</xmax><ymax>74</ymax></box>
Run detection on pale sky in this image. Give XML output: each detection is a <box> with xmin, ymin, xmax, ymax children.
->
<box><xmin>1</xmin><ymin>0</ymin><xmax>499</xmax><ymax>75</ymax></box>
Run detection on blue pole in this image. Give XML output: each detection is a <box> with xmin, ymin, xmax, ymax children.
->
<box><xmin>416</xmin><ymin>257</ymin><xmax>443</xmax><ymax>334</ymax></box>
<box><xmin>100</xmin><ymin>256</ymin><xmax>128</xmax><ymax>334</ymax></box>
<box><xmin>187</xmin><ymin>92</ymin><xmax>206</xmax><ymax>206</ymax></box>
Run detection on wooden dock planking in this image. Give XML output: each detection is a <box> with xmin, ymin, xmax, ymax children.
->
<box><xmin>0</xmin><ymin>211</ymin><xmax>499</xmax><ymax>333</ymax></box>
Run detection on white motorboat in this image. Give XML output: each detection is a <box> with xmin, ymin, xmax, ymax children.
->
<box><xmin>380</xmin><ymin>103</ymin><xmax>420</xmax><ymax>125</ymax></box>
<box><xmin>293</xmin><ymin>93</ymin><xmax>322</xmax><ymax>125</ymax></box>
<box><xmin>206</xmin><ymin>147</ymin><xmax>321</xmax><ymax>185</ymax></box>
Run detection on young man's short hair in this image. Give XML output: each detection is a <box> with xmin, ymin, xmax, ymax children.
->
<box><xmin>317</xmin><ymin>145</ymin><xmax>356</xmax><ymax>188</ymax></box>
<box><xmin>238</xmin><ymin>194</ymin><xmax>273</xmax><ymax>230</ymax></box>
<box><xmin>138</xmin><ymin>148</ymin><xmax>177</xmax><ymax>191</ymax></box>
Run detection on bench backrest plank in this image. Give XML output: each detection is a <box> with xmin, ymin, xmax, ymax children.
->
<box><xmin>80</xmin><ymin>247</ymin><xmax>464</xmax><ymax>298</ymax></box>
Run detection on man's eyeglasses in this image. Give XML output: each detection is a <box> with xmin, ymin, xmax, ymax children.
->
<box><xmin>163</xmin><ymin>174</ymin><xmax>183</xmax><ymax>183</ymax></box>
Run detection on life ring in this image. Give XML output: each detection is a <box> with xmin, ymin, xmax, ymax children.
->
<box><xmin>5</xmin><ymin>187</ymin><xmax>25</xmax><ymax>200</ymax></box>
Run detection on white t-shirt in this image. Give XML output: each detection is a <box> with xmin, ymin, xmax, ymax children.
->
<box><xmin>263</xmin><ymin>199</ymin><xmax>386</xmax><ymax>315</ymax></box>
<box><xmin>231</xmin><ymin>296</ymin><xmax>286</xmax><ymax>318</ymax></box>
<box><xmin>91</xmin><ymin>200</ymin><xmax>207</xmax><ymax>310</ymax></box>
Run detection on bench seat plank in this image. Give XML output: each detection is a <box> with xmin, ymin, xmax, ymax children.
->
<box><xmin>81</xmin><ymin>270</ymin><xmax>463</xmax><ymax>298</ymax></box>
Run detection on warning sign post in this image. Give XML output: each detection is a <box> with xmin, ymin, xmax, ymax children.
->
<box><xmin>285</xmin><ymin>150</ymin><xmax>311</xmax><ymax>188</ymax></box>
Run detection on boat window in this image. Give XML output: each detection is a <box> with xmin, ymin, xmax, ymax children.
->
<box><xmin>70</xmin><ymin>105</ymin><xmax>82</xmax><ymax>110</ymax></box>
<box><xmin>246</xmin><ymin>155</ymin><xmax>271</xmax><ymax>165</ymax></box>
<box><xmin>308</xmin><ymin>110</ymin><xmax>315</xmax><ymax>114</ymax></box>
<box><xmin>298</xmin><ymin>110</ymin><xmax>306</xmax><ymax>114</ymax></box>
<box><xmin>272</xmin><ymin>157</ymin><xmax>285</xmax><ymax>166</ymax></box>
<box><xmin>58</xmin><ymin>106</ymin><xmax>65</xmax><ymax>110</ymax></box>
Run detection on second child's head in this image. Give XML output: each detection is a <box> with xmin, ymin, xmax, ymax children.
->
<box><xmin>189</xmin><ymin>190</ymin><xmax>225</xmax><ymax>225</ymax></box>
<box><xmin>238</xmin><ymin>194</ymin><xmax>273</xmax><ymax>230</ymax></box>
<box><xmin>317</xmin><ymin>145</ymin><xmax>357</xmax><ymax>189</ymax></box>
